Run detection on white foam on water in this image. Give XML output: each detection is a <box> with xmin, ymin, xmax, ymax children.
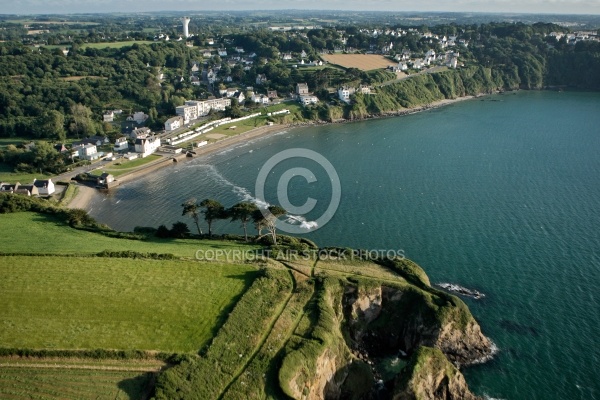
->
<box><xmin>471</xmin><ymin>340</ymin><xmax>500</xmax><ymax>365</ymax></box>
<box><xmin>483</xmin><ymin>395</ymin><xmax>507</xmax><ymax>400</ymax></box>
<box><xmin>203</xmin><ymin>164</ymin><xmax>318</xmax><ymax>230</ymax></box>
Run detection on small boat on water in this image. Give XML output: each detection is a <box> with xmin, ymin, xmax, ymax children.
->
<box><xmin>436</xmin><ymin>283</ymin><xmax>485</xmax><ymax>299</ymax></box>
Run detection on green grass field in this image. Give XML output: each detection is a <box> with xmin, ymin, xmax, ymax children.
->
<box><xmin>80</xmin><ymin>41</ymin><xmax>153</xmax><ymax>49</ymax></box>
<box><xmin>0</xmin><ymin>163</ymin><xmax>52</xmax><ymax>185</ymax></box>
<box><xmin>90</xmin><ymin>154</ymin><xmax>162</xmax><ymax>177</ymax></box>
<box><xmin>0</xmin><ymin>364</ymin><xmax>153</xmax><ymax>399</ymax></box>
<box><xmin>0</xmin><ymin>212</ymin><xmax>258</xmax><ymax>258</ymax></box>
<box><xmin>201</xmin><ymin>102</ymin><xmax>302</xmax><ymax>139</ymax></box>
<box><xmin>0</xmin><ymin>256</ymin><xmax>258</xmax><ymax>352</ymax></box>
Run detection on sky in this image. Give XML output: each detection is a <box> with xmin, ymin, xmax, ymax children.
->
<box><xmin>1</xmin><ymin>0</ymin><xmax>599</xmax><ymax>15</ymax></box>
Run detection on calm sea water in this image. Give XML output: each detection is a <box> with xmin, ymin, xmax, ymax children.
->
<box><xmin>89</xmin><ymin>91</ymin><xmax>600</xmax><ymax>400</ymax></box>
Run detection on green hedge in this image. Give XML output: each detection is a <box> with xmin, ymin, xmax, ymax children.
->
<box><xmin>0</xmin><ymin>347</ymin><xmax>175</xmax><ymax>362</ymax></box>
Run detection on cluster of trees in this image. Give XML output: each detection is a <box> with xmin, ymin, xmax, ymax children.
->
<box><xmin>178</xmin><ymin>198</ymin><xmax>287</xmax><ymax>244</ymax></box>
<box><xmin>1</xmin><ymin>19</ymin><xmax>599</xmax><ymax>141</ymax></box>
<box><xmin>0</xmin><ymin>41</ymin><xmax>202</xmax><ymax>138</ymax></box>
<box><xmin>0</xmin><ymin>141</ymin><xmax>79</xmax><ymax>175</ymax></box>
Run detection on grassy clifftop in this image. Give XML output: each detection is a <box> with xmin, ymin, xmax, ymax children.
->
<box><xmin>0</xmin><ymin>208</ymin><xmax>492</xmax><ymax>399</ymax></box>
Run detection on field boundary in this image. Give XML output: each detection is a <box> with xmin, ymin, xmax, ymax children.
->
<box><xmin>0</xmin><ymin>362</ymin><xmax>162</xmax><ymax>373</ymax></box>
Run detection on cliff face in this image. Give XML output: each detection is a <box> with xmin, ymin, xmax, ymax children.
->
<box><xmin>286</xmin><ymin>347</ymin><xmax>349</xmax><ymax>400</ymax></box>
<box><xmin>344</xmin><ymin>283</ymin><xmax>493</xmax><ymax>367</ymax></box>
<box><xmin>435</xmin><ymin>318</ymin><xmax>493</xmax><ymax>366</ymax></box>
<box><xmin>279</xmin><ymin>260</ymin><xmax>493</xmax><ymax>400</ymax></box>
<box><xmin>393</xmin><ymin>347</ymin><xmax>482</xmax><ymax>400</ymax></box>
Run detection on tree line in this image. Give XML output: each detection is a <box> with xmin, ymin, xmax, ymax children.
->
<box><xmin>162</xmin><ymin>198</ymin><xmax>288</xmax><ymax>245</ymax></box>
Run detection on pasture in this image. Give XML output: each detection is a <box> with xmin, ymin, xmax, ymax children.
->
<box><xmin>0</xmin><ymin>256</ymin><xmax>258</xmax><ymax>352</ymax></box>
<box><xmin>0</xmin><ymin>362</ymin><xmax>155</xmax><ymax>400</ymax></box>
<box><xmin>321</xmin><ymin>54</ymin><xmax>394</xmax><ymax>71</ymax></box>
<box><xmin>0</xmin><ymin>212</ymin><xmax>259</xmax><ymax>257</ymax></box>
<box><xmin>0</xmin><ymin>163</ymin><xmax>52</xmax><ymax>185</ymax></box>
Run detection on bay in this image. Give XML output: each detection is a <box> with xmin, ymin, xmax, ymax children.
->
<box><xmin>89</xmin><ymin>91</ymin><xmax>600</xmax><ymax>400</ymax></box>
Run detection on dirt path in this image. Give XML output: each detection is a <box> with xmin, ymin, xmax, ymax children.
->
<box><xmin>217</xmin><ymin>262</ymin><xmax>298</xmax><ymax>399</ymax></box>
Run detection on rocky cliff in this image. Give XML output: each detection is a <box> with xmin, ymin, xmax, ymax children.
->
<box><xmin>279</xmin><ymin>259</ymin><xmax>494</xmax><ymax>400</ymax></box>
<box><xmin>393</xmin><ymin>347</ymin><xmax>481</xmax><ymax>400</ymax></box>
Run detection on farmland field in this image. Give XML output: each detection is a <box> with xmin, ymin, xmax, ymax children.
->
<box><xmin>0</xmin><ymin>212</ymin><xmax>259</xmax><ymax>257</ymax></box>
<box><xmin>321</xmin><ymin>54</ymin><xmax>394</xmax><ymax>71</ymax></box>
<box><xmin>0</xmin><ymin>256</ymin><xmax>258</xmax><ymax>352</ymax></box>
<box><xmin>0</xmin><ymin>362</ymin><xmax>154</xmax><ymax>399</ymax></box>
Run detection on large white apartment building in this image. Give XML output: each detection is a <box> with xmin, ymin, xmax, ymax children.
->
<box><xmin>176</xmin><ymin>104</ymin><xmax>199</xmax><ymax>124</ymax></box>
<box><xmin>184</xmin><ymin>98</ymin><xmax>232</xmax><ymax>117</ymax></box>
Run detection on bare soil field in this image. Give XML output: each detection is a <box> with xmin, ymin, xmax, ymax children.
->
<box><xmin>321</xmin><ymin>54</ymin><xmax>394</xmax><ymax>71</ymax></box>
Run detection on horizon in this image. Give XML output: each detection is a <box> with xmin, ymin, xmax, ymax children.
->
<box><xmin>2</xmin><ymin>9</ymin><xmax>600</xmax><ymax>17</ymax></box>
<box><xmin>2</xmin><ymin>1</ymin><xmax>600</xmax><ymax>17</ymax></box>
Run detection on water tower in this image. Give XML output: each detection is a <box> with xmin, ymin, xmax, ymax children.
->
<box><xmin>181</xmin><ymin>17</ymin><xmax>191</xmax><ymax>38</ymax></box>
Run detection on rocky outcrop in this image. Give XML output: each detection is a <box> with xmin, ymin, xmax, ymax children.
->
<box><xmin>344</xmin><ymin>283</ymin><xmax>493</xmax><ymax>367</ymax></box>
<box><xmin>435</xmin><ymin>318</ymin><xmax>494</xmax><ymax>366</ymax></box>
<box><xmin>280</xmin><ymin>262</ymin><xmax>494</xmax><ymax>400</ymax></box>
<box><xmin>286</xmin><ymin>348</ymin><xmax>348</xmax><ymax>400</ymax></box>
<box><xmin>393</xmin><ymin>347</ymin><xmax>482</xmax><ymax>400</ymax></box>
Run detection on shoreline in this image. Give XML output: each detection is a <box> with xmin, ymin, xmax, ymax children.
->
<box><xmin>66</xmin><ymin>93</ymin><xmax>482</xmax><ymax>210</ymax></box>
<box><xmin>65</xmin><ymin>184</ymin><xmax>97</xmax><ymax>210</ymax></box>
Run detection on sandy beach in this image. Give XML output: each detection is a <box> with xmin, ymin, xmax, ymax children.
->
<box><xmin>66</xmin><ymin>94</ymin><xmax>480</xmax><ymax>210</ymax></box>
<box><xmin>66</xmin><ymin>184</ymin><xmax>97</xmax><ymax>209</ymax></box>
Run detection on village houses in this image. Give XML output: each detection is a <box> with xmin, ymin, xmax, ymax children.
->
<box><xmin>135</xmin><ymin>135</ymin><xmax>161</xmax><ymax>157</ymax></box>
<box><xmin>165</xmin><ymin>116</ymin><xmax>184</xmax><ymax>131</ymax></box>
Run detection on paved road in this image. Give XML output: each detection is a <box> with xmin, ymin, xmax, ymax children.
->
<box><xmin>52</xmin><ymin>158</ymin><xmax>112</xmax><ymax>182</ymax></box>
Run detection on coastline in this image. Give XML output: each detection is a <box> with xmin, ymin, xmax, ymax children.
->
<box><xmin>66</xmin><ymin>94</ymin><xmax>480</xmax><ymax>210</ymax></box>
<box><xmin>65</xmin><ymin>184</ymin><xmax>97</xmax><ymax>210</ymax></box>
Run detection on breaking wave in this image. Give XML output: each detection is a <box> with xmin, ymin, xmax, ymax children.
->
<box><xmin>203</xmin><ymin>164</ymin><xmax>318</xmax><ymax>230</ymax></box>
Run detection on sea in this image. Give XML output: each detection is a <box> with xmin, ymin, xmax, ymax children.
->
<box><xmin>89</xmin><ymin>91</ymin><xmax>600</xmax><ymax>400</ymax></box>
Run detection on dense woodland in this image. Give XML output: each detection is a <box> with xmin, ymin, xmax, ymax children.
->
<box><xmin>0</xmin><ymin>19</ymin><xmax>599</xmax><ymax>141</ymax></box>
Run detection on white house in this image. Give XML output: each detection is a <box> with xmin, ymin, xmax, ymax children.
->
<box><xmin>218</xmin><ymin>48</ymin><xmax>228</xmax><ymax>57</ymax></box>
<box><xmin>78</xmin><ymin>144</ymin><xmax>99</xmax><ymax>161</ymax></box>
<box><xmin>165</xmin><ymin>116</ymin><xmax>184</xmax><ymax>131</ymax></box>
<box><xmin>130</xmin><ymin>127</ymin><xmax>151</xmax><ymax>140</ymax></box>
<box><xmin>299</xmin><ymin>95</ymin><xmax>319</xmax><ymax>106</ymax></box>
<box><xmin>32</xmin><ymin>178</ymin><xmax>55</xmax><ymax>195</ymax></box>
<box><xmin>252</xmin><ymin>93</ymin><xmax>270</xmax><ymax>104</ymax></box>
<box><xmin>411</xmin><ymin>59</ymin><xmax>424</xmax><ymax>70</ymax></box>
<box><xmin>103</xmin><ymin>111</ymin><xmax>114</xmax><ymax>122</ymax></box>
<box><xmin>232</xmin><ymin>91</ymin><xmax>246</xmax><ymax>104</ymax></box>
<box><xmin>135</xmin><ymin>135</ymin><xmax>161</xmax><ymax>157</ymax></box>
<box><xmin>124</xmin><ymin>152</ymin><xmax>138</xmax><ymax>161</ymax></box>
<box><xmin>114</xmin><ymin>137</ymin><xmax>129</xmax><ymax>152</ymax></box>
<box><xmin>127</xmin><ymin>111</ymin><xmax>148</xmax><ymax>125</ymax></box>
<box><xmin>338</xmin><ymin>86</ymin><xmax>355</xmax><ymax>103</ymax></box>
